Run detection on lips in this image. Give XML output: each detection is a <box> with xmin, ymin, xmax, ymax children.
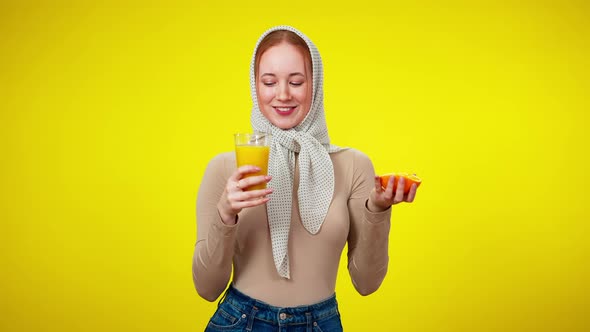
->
<box><xmin>273</xmin><ymin>106</ymin><xmax>297</xmax><ymax>116</ymax></box>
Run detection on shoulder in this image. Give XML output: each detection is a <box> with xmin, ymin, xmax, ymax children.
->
<box><xmin>205</xmin><ymin>152</ymin><xmax>236</xmax><ymax>174</ymax></box>
<box><xmin>331</xmin><ymin>148</ymin><xmax>372</xmax><ymax>167</ymax></box>
<box><xmin>331</xmin><ymin>148</ymin><xmax>375</xmax><ymax>192</ymax></box>
<box><xmin>331</xmin><ymin>148</ymin><xmax>375</xmax><ymax>179</ymax></box>
<box><xmin>208</xmin><ymin>151</ymin><xmax>235</xmax><ymax>165</ymax></box>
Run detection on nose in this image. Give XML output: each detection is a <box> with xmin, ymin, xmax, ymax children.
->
<box><xmin>276</xmin><ymin>83</ymin><xmax>291</xmax><ymax>101</ymax></box>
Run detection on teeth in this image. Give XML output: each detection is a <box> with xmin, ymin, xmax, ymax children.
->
<box><xmin>276</xmin><ymin>107</ymin><xmax>294</xmax><ymax>112</ymax></box>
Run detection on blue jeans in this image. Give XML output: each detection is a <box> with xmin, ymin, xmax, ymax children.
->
<box><xmin>204</xmin><ymin>285</ymin><xmax>343</xmax><ymax>332</ymax></box>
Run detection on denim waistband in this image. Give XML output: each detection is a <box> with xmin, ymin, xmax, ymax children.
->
<box><xmin>221</xmin><ymin>284</ymin><xmax>339</xmax><ymax>326</ymax></box>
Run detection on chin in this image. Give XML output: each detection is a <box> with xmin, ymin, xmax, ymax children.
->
<box><xmin>274</xmin><ymin>123</ymin><xmax>297</xmax><ymax>130</ymax></box>
<box><xmin>267</xmin><ymin>117</ymin><xmax>298</xmax><ymax>130</ymax></box>
<box><xmin>261</xmin><ymin>109</ymin><xmax>303</xmax><ymax>130</ymax></box>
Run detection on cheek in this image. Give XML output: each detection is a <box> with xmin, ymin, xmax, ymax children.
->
<box><xmin>292</xmin><ymin>89</ymin><xmax>309</xmax><ymax>104</ymax></box>
<box><xmin>297</xmin><ymin>89</ymin><xmax>312</xmax><ymax>111</ymax></box>
<box><xmin>257</xmin><ymin>86</ymin><xmax>274</xmax><ymax>105</ymax></box>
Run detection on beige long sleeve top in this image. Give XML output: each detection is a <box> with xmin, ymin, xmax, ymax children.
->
<box><xmin>192</xmin><ymin>148</ymin><xmax>391</xmax><ymax>307</ymax></box>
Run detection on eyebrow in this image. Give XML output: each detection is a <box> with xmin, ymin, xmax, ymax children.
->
<box><xmin>260</xmin><ymin>72</ymin><xmax>305</xmax><ymax>78</ymax></box>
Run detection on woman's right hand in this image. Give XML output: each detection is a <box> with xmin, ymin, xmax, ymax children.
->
<box><xmin>217</xmin><ymin>165</ymin><xmax>272</xmax><ymax>225</ymax></box>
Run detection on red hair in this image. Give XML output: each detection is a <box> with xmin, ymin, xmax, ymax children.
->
<box><xmin>254</xmin><ymin>30</ymin><xmax>312</xmax><ymax>78</ymax></box>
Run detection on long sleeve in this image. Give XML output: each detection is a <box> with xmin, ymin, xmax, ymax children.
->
<box><xmin>346</xmin><ymin>151</ymin><xmax>392</xmax><ymax>296</ymax></box>
<box><xmin>192</xmin><ymin>153</ymin><xmax>238</xmax><ymax>302</ymax></box>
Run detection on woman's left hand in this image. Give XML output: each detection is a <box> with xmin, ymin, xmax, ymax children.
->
<box><xmin>368</xmin><ymin>175</ymin><xmax>418</xmax><ymax>212</ymax></box>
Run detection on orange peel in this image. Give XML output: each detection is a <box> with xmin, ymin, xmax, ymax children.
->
<box><xmin>379</xmin><ymin>173</ymin><xmax>422</xmax><ymax>194</ymax></box>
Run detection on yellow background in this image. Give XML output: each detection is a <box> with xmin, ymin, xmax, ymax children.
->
<box><xmin>1</xmin><ymin>1</ymin><xmax>588</xmax><ymax>331</ymax></box>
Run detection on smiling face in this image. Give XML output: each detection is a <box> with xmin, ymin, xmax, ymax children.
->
<box><xmin>256</xmin><ymin>42</ymin><xmax>312</xmax><ymax>130</ymax></box>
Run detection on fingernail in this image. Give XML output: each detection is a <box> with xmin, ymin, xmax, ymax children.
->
<box><xmin>265</xmin><ymin>176</ymin><xmax>272</xmax><ymax>181</ymax></box>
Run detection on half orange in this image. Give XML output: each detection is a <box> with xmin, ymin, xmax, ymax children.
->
<box><xmin>379</xmin><ymin>173</ymin><xmax>422</xmax><ymax>194</ymax></box>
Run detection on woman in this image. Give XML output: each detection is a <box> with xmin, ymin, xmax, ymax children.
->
<box><xmin>193</xmin><ymin>25</ymin><xmax>418</xmax><ymax>331</ymax></box>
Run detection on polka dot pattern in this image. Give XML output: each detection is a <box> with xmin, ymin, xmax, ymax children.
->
<box><xmin>250</xmin><ymin>26</ymin><xmax>342</xmax><ymax>278</ymax></box>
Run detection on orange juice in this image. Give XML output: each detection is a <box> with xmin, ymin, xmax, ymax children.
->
<box><xmin>235</xmin><ymin>145</ymin><xmax>270</xmax><ymax>190</ymax></box>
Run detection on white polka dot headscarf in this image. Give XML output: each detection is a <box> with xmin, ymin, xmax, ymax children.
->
<box><xmin>250</xmin><ymin>26</ymin><xmax>342</xmax><ymax>278</ymax></box>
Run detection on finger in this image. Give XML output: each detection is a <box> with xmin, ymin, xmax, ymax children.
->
<box><xmin>241</xmin><ymin>187</ymin><xmax>273</xmax><ymax>200</ymax></box>
<box><xmin>227</xmin><ymin>180</ymin><xmax>242</xmax><ymax>194</ymax></box>
<box><xmin>238</xmin><ymin>175</ymin><xmax>272</xmax><ymax>189</ymax></box>
<box><xmin>232</xmin><ymin>196</ymin><xmax>271</xmax><ymax>210</ymax></box>
<box><xmin>228</xmin><ymin>185</ymin><xmax>272</xmax><ymax>204</ymax></box>
<box><xmin>386</xmin><ymin>175</ymin><xmax>395</xmax><ymax>196</ymax></box>
<box><xmin>405</xmin><ymin>183</ymin><xmax>417</xmax><ymax>203</ymax></box>
<box><xmin>393</xmin><ymin>176</ymin><xmax>405</xmax><ymax>204</ymax></box>
<box><xmin>374</xmin><ymin>175</ymin><xmax>383</xmax><ymax>193</ymax></box>
<box><xmin>230</xmin><ymin>165</ymin><xmax>262</xmax><ymax>182</ymax></box>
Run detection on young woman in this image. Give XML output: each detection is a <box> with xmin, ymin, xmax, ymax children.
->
<box><xmin>193</xmin><ymin>25</ymin><xmax>418</xmax><ymax>332</ymax></box>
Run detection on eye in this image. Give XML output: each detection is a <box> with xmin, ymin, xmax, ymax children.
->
<box><xmin>290</xmin><ymin>82</ymin><xmax>303</xmax><ymax>86</ymax></box>
<box><xmin>262</xmin><ymin>82</ymin><xmax>276</xmax><ymax>87</ymax></box>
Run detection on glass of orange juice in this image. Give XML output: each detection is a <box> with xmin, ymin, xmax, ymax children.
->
<box><xmin>234</xmin><ymin>132</ymin><xmax>271</xmax><ymax>190</ymax></box>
